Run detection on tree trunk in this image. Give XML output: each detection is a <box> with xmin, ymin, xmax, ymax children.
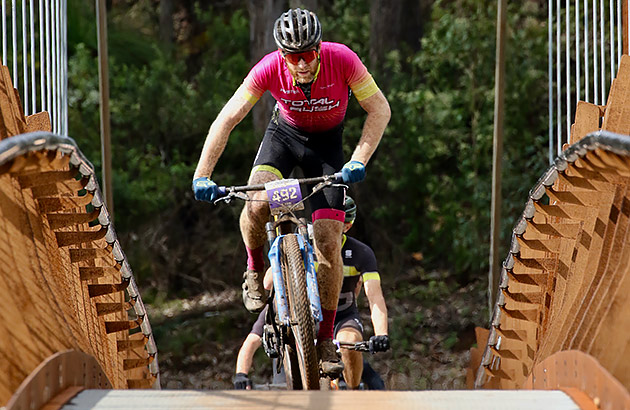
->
<box><xmin>369</xmin><ymin>0</ymin><xmax>431</xmax><ymax>77</ymax></box>
<box><xmin>289</xmin><ymin>0</ymin><xmax>318</xmax><ymax>10</ymax></box>
<box><xmin>159</xmin><ymin>0</ymin><xmax>174</xmax><ymax>46</ymax></box>
<box><xmin>248</xmin><ymin>0</ymin><xmax>287</xmax><ymax>133</ymax></box>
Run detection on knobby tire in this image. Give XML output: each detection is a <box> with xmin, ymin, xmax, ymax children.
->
<box><xmin>281</xmin><ymin>234</ymin><xmax>319</xmax><ymax>390</ymax></box>
<box><xmin>283</xmin><ymin>344</ymin><xmax>302</xmax><ymax>390</ymax></box>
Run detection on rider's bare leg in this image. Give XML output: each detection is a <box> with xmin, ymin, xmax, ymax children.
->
<box><xmin>239</xmin><ymin>170</ymin><xmax>279</xmax><ymax>312</ymax></box>
<box><xmin>239</xmin><ymin>170</ymin><xmax>279</xmax><ymax>254</ymax></box>
<box><xmin>312</xmin><ymin>217</ymin><xmax>345</xmax><ymax>375</ymax></box>
<box><xmin>312</xmin><ymin>218</ymin><xmax>344</xmax><ymax>328</ymax></box>
<box><xmin>336</xmin><ymin>327</ymin><xmax>363</xmax><ymax>389</ymax></box>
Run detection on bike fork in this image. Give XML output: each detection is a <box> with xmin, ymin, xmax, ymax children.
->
<box><xmin>296</xmin><ymin>234</ymin><xmax>323</xmax><ymax>323</ymax></box>
<box><xmin>266</xmin><ymin>233</ymin><xmax>323</xmax><ymax>325</ymax></box>
<box><xmin>268</xmin><ymin>235</ymin><xmax>290</xmax><ymax>325</ymax></box>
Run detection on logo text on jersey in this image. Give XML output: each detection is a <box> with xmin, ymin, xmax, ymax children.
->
<box><xmin>280</xmin><ymin>97</ymin><xmax>341</xmax><ymax>113</ymax></box>
<box><xmin>280</xmin><ymin>88</ymin><xmax>301</xmax><ymax>94</ymax></box>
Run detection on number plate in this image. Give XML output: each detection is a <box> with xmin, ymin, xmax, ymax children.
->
<box><xmin>265</xmin><ymin>179</ymin><xmax>304</xmax><ymax>214</ymax></box>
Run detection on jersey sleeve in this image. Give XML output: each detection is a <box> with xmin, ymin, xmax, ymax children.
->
<box><xmin>237</xmin><ymin>52</ymin><xmax>277</xmax><ymax>104</ymax></box>
<box><xmin>341</xmin><ymin>45</ymin><xmax>380</xmax><ymax>101</ymax></box>
<box><xmin>356</xmin><ymin>241</ymin><xmax>380</xmax><ymax>281</ymax></box>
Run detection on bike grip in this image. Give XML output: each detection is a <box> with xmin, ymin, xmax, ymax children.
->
<box><xmin>218</xmin><ymin>186</ymin><xmax>227</xmax><ymax>196</ymax></box>
<box><xmin>368</xmin><ymin>339</ymin><xmax>375</xmax><ymax>354</ymax></box>
<box><xmin>333</xmin><ymin>172</ymin><xmax>344</xmax><ymax>183</ymax></box>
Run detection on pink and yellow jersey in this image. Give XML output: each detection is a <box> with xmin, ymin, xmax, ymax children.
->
<box><xmin>238</xmin><ymin>42</ymin><xmax>379</xmax><ymax>133</ymax></box>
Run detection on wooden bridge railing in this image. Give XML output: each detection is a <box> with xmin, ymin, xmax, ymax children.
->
<box><xmin>0</xmin><ymin>65</ymin><xmax>159</xmax><ymax>408</ymax></box>
<box><xmin>470</xmin><ymin>56</ymin><xmax>630</xmax><ymax>409</ymax></box>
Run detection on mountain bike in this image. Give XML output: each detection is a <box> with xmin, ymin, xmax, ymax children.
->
<box><xmin>216</xmin><ymin>173</ymin><xmax>346</xmax><ymax>390</ymax></box>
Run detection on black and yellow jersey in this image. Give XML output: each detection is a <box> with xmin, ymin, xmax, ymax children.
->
<box><xmin>316</xmin><ymin>234</ymin><xmax>380</xmax><ymax>313</ymax></box>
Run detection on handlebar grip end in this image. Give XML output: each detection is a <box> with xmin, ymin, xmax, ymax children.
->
<box><xmin>218</xmin><ymin>186</ymin><xmax>227</xmax><ymax>196</ymax></box>
<box><xmin>333</xmin><ymin>172</ymin><xmax>344</xmax><ymax>183</ymax></box>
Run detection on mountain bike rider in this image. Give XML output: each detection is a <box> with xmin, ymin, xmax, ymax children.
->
<box><xmin>234</xmin><ymin>196</ymin><xmax>390</xmax><ymax>389</ymax></box>
<box><xmin>192</xmin><ymin>8</ymin><xmax>390</xmax><ymax>377</ymax></box>
<box><xmin>329</xmin><ymin>196</ymin><xmax>390</xmax><ymax>389</ymax></box>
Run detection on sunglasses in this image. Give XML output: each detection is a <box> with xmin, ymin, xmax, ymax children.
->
<box><xmin>283</xmin><ymin>49</ymin><xmax>318</xmax><ymax>65</ymax></box>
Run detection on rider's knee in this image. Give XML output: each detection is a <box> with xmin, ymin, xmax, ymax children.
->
<box><xmin>336</xmin><ymin>328</ymin><xmax>362</xmax><ymax>343</ymax></box>
<box><xmin>246</xmin><ymin>197</ymin><xmax>269</xmax><ymax>220</ymax></box>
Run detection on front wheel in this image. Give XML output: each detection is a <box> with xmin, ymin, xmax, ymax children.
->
<box><xmin>281</xmin><ymin>234</ymin><xmax>319</xmax><ymax>390</ymax></box>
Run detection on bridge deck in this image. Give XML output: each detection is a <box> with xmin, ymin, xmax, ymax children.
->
<box><xmin>60</xmin><ymin>389</ymin><xmax>580</xmax><ymax>410</ymax></box>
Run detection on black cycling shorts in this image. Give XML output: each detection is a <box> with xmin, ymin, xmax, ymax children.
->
<box><xmin>251</xmin><ymin>115</ymin><xmax>346</xmax><ymax>216</ymax></box>
<box><xmin>249</xmin><ymin>306</ymin><xmax>267</xmax><ymax>337</ymax></box>
<box><xmin>333</xmin><ymin>306</ymin><xmax>364</xmax><ymax>337</ymax></box>
<box><xmin>250</xmin><ymin>305</ymin><xmax>363</xmax><ymax>338</ymax></box>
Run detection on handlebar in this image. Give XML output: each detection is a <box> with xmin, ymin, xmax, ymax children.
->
<box><xmin>334</xmin><ymin>339</ymin><xmax>374</xmax><ymax>353</ymax></box>
<box><xmin>218</xmin><ymin>173</ymin><xmax>343</xmax><ymax>195</ymax></box>
<box><xmin>215</xmin><ymin>173</ymin><xmax>345</xmax><ymax>204</ymax></box>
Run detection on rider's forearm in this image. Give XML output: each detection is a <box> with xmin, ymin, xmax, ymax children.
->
<box><xmin>193</xmin><ymin>94</ymin><xmax>253</xmax><ymax>180</ymax></box>
<box><xmin>193</xmin><ymin>121</ymin><xmax>234</xmax><ymax>179</ymax></box>
<box><xmin>351</xmin><ymin>91</ymin><xmax>391</xmax><ymax>165</ymax></box>
<box><xmin>370</xmin><ymin>296</ymin><xmax>388</xmax><ymax>336</ymax></box>
<box><xmin>365</xmin><ymin>279</ymin><xmax>388</xmax><ymax>335</ymax></box>
<box><xmin>235</xmin><ymin>334</ymin><xmax>262</xmax><ymax>374</ymax></box>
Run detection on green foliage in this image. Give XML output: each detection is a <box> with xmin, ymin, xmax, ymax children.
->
<box><xmin>67</xmin><ymin>0</ymin><xmax>550</xmax><ymax>292</ymax></box>
<box><xmin>68</xmin><ymin>5</ymin><xmax>251</xmax><ymax>232</ymax></box>
<box><xmin>363</xmin><ymin>0</ymin><xmax>548</xmax><ymax>280</ymax></box>
<box><xmin>318</xmin><ymin>0</ymin><xmax>370</xmax><ymax>57</ymax></box>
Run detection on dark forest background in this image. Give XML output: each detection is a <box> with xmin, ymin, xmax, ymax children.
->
<box><xmin>65</xmin><ymin>0</ymin><xmax>549</xmax><ymax>389</ymax></box>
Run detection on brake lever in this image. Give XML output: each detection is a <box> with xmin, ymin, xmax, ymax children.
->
<box><xmin>213</xmin><ymin>196</ymin><xmax>233</xmax><ymax>205</ymax></box>
<box><xmin>213</xmin><ymin>191</ymin><xmax>249</xmax><ymax>205</ymax></box>
<box><xmin>311</xmin><ymin>181</ymin><xmax>331</xmax><ymax>193</ymax></box>
<box><xmin>311</xmin><ymin>181</ymin><xmax>348</xmax><ymax>194</ymax></box>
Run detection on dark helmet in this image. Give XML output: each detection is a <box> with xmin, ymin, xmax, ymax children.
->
<box><xmin>273</xmin><ymin>8</ymin><xmax>322</xmax><ymax>53</ymax></box>
<box><xmin>344</xmin><ymin>195</ymin><xmax>357</xmax><ymax>224</ymax></box>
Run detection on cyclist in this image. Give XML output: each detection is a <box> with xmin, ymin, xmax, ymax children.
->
<box><xmin>192</xmin><ymin>8</ymin><xmax>390</xmax><ymax>377</ymax></box>
<box><xmin>233</xmin><ymin>196</ymin><xmax>390</xmax><ymax>389</ymax></box>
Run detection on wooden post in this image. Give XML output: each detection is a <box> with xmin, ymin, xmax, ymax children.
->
<box><xmin>624</xmin><ymin>0</ymin><xmax>628</xmax><ymax>54</ymax></box>
<box><xmin>96</xmin><ymin>0</ymin><xmax>113</xmax><ymax>218</ymax></box>
<box><xmin>489</xmin><ymin>0</ymin><xmax>507</xmax><ymax>320</ymax></box>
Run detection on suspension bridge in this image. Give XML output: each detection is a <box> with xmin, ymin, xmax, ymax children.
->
<box><xmin>0</xmin><ymin>1</ymin><xmax>629</xmax><ymax>409</ymax></box>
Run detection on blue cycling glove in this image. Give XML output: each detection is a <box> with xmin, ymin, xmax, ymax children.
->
<box><xmin>192</xmin><ymin>177</ymin><xmax>221</xmax><ymax>202</ymax></box>
<box><xmin>341</xmin><ymin>160</ymin><xmax>366</xmax><ymax>184</ymax></box>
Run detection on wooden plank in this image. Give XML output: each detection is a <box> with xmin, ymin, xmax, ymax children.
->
<box><xmin>31</xmin><ymin>179</ymin><xmax>88</xmax><ymax>199</ymax></box>
<box><xmin>573</xmin><ymin>186</ymin><xmax>630</xmax><ymax>350</ymax></box>
<box><xmin>526</xmin><ymin>350</ymin><xmax>630</xmax><ymax>410</ymax></box>
<box><xmin>601</xmin><ymin>55</ymin><xmax>630</xmax><ymax>135</ymax></box>
<box><xmin>569</xmin><ymin>101</ymin><xmax>602</xmax><ymax>144</ymax></box>
<box><xmin>0</xmin><ymin>66</ymin><xmax>27</xmax><ymax>138</ymax></box>
<box><xmin>68</xmin><ymin>247</ymin><xmax>111</xmax><ymax>263</ymax></box>
<box><xmin>585</xmin><ymin>229</ymin><xmax>630</xmax><ymax>388</ymax></box>
<box><xmin>25</xmin><ymin>112</ymin><xmax>52</xmax><ymax>133</ymax></box>
<box><xmin>538</xmin><ymin>185</ymin><xmax>624</xmax><ymax>359</ymax></box>
<box><xmin>625</xmin><ymin>0</ymin><xmax>628</xmax><ymax>54</ymax></box>
<box><xmin>0</xmin><ymin>67</ymin><xmax>20</xmax><ymax>139</ymax></box>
